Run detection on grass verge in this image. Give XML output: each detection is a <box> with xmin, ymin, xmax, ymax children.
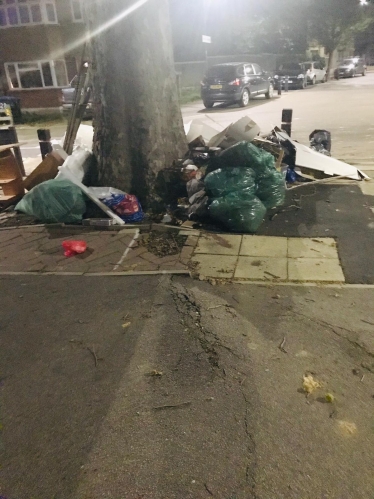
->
<box><xmin>179</xmin><ymin>86</ymin><xmax>201</xmax><ymax>106</ymax></box>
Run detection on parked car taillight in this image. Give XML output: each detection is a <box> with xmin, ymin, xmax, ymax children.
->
<box><xmin>229</xmin><ymin>79</ymin><xmax>240</xmax><ymax>86</ymax></box>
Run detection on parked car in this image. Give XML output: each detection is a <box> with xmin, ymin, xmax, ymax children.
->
<box><xmin>301</xmin><ymin>61</ymin><xmax>327</xmax><ymax>85</ymax></box>
<box><xmin>200</xmin><ymin>63</ymin><xmax>274</xmax><ymax>109</ymax></box>
<box><xmin>273</xmin><ymin>63</ymin><xmax>308</xmax><ymax>89</ymax></box>
<box><xmin>335</xmin><ymin>57</ymin><xmax>366</xmax><ymax>78</ymax></box>
<box><xmin>61</xmin><ymin>75</ymin><xmax>93</xmax><ymax>119</ymax></box>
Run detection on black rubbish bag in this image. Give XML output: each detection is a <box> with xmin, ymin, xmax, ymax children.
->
<box><xmin>309</xmin><ymin>129</ymin><xmax>331</xmax><ymax>156</ymax></box>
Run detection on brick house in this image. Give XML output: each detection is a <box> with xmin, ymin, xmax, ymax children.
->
<box><xmin>0</xmin><ymin>0</ymin><xmax>86</xmax><ymax>112</ymax></box>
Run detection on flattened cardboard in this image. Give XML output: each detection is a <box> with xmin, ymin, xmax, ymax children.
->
<box><xmin>276</xmin><ymin>130</ymin><xmax>369</xmax><ymax>181</ymax></box>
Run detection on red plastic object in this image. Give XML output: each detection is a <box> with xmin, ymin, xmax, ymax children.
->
<box><xmin>62</xmin><ymin>240</ymin><xmax>87</xmax><ymax>257</ymax></box>
<box><xmin>111</xmin><ymin>194</ymin><xmax>141</xmax><ymax>217</ymax></box>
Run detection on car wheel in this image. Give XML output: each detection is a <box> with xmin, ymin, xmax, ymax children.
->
<box><xmin>311</xmin><ymin>76</ymin><xmax>316</xmax><ymax>85</ymax></box>
<box><xmin>203</xmin><ymin>100</ymin><xmax>214</xmax><ymax>109</ymax></box>
<box><xmin>322</xmin><ymin>74</ymin><xmax>327</xmax><ymax>83</ymax></box>
<box><xmin>299</xmin><ymin>78</ymin><xmax>307</xmax><ymax>89</ymax></box>
<box><xmin>239</xmin><ymin>88</ymin><xmax>250</xmax><ymax>107</ymax></box>
<box><xmin>265</xmin><ymin>83</ymin><xmax>274</xmax><ymax>99</ymax></box>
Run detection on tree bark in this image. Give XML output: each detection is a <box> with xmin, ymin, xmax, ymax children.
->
<box><xmin>88</xmin><ymin>0</ymin><xmax>187</xmax><ymax>209</ymax></box>
<box><xmin>326</xmin><ymin>48</ymin><xmax>338</xmax><ymax>81</ymax></box>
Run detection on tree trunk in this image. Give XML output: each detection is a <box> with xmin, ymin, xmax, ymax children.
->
<box><xmin>88</xmin><ymin>0</ymin><xmax>187</xmax><ymax>209</ymax></box>
<box><xmin>326</xmin><ymin>48</ymin><xmax>338</xmax><ymax>81</ymax></box>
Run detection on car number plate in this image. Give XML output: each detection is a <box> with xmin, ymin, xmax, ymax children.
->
<box><xmin>210</xmin><ymin>85</ymin><xmax>222</xmax><ymax>89</ymax></box>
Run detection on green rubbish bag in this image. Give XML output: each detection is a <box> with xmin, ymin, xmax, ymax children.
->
<box><xmin>15</xmin><ymin>179</ymin><xmax>87</xmax><ymax>223</ymax></box>
<box><xmin>204</xmin><ymin>167</ymin><xmax>256</xmax><ymax>198</ymax></box>
<box><xmin>256</xmin><ymin>170</ymin><xmax>285</xmax><ymax>209</ymax></box>
<box><xmin>208</xmin><ymin>190</ymin><xmax>267</xmax><ymax>233</ymax></box>
<box><xmin>207</xmin><ymin>141</ymin><xmax>276</xmax><ymax>178</ymax></box>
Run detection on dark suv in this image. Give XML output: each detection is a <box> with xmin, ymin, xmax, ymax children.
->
<box><xmin>200</xmin><ymin>63</ymin><xmax>274</xmax><ymax>108</ymax></box>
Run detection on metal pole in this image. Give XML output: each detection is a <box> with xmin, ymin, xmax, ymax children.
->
<box><xmin>281</xmin><ymin>108</ymin><xmax>293</xmax><ymax>137</ymax></box>
<box><xmin>37</xmin><ymin>129</ymin><xmax>53</xmax><ymax>159</ymax></box>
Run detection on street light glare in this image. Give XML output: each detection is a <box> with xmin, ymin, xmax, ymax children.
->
<box><xmin>49</xmin><ymin>0</ymin><xmax>150</xmax><ymax>61</ymax></box>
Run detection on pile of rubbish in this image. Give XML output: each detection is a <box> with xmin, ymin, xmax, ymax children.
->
<box><xmin>13</xmin><ymin>127</ymin><xmax>144</xmax><ymax>226</ymax></box>
<box><xmin>6</xmin><ymin>114</ymin><xmax>370</xmax><ymax>234</ymax></box>
<box><xmin>179</xmin><ymin>115</ymin><xmax>369</xmax><ymax>233</ymax></box>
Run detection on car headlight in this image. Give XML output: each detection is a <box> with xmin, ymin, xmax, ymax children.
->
<box><xmin>298</xmin><ymin>74</ymin><xmax>304</xmax><ymax>78</ymax></box>
<box><xmin>5</xmin><ymin>108</ymin><xmax>11</xmax><ymax>117</ymax></box>
<box><xmin>273</xmin><ymin>75</ymin><xmax>278</xmax><ymax>79</ymax></box>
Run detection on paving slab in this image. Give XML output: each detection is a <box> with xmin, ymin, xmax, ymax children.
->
<box><xmin>288</xmin><ymin>257</ymin><xmax>345</xmax><ymax>282</ymax></box>
<box><xmin>195</xmin><ymin>234</ymin><xmax>242</xmax><ymax>255</ymax></box>
<box><xmin>288</xmin><ymin>237</ymin><xmax>338</xmax><ymax>259</ymax></box>
<box><xmin>359</xmin><ymin>179</ymin><xmax>374</xmax><ymax>195</ymax></box>
<box><xmin>240</xmin><ymin>235</ymin><xmax>288</xmax><ymax>257</ymax></box>
<box><xmin>192</xmin><ymin>254</ymin><xmax>237</xmax><ymax>278</ymax></box>
<box><xmin>234</xmin><ymin>256</ymin><xmax>288</xmax><ymax>281</ymax></box>
<box><xmin>256</xmin><ymin>184</ymin><xmax>374</xmax><ymax>284</ymax></box>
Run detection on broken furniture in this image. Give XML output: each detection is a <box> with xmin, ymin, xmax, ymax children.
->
<box><xmin>23</xmin><ymin>151</ymin><xmax>65</xmax><ymax>192</ymax></box>
<box><xmin>0</xmin><ymin>144</ymin><xmax>25</xmax><ymax>206</ymax></box>
<box><xmin>0</xmin><ymin>126</ymin><xmax>25</xmax><ymax>176</ymax></box>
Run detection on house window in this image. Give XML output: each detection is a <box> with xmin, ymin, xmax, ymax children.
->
<box><xmin>71</xmin><ymin>0</ymin><xmax>84</xmax><ymax>22</ymax></box>
<box><xmin>0</xmin><ymin>0</ymin><xmax>58</xmax><ymax>28</ymax></box>
<box><xmin>5</xmin><ymin>60</ymin><xmax>68</xmax><ymax>89</ymax></box>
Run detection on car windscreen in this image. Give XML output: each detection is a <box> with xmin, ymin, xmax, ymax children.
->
<box><xmin>280</xmin><ymin>63</ymin><xmax>301</xmax><ymax>71</ymax></box>
<box><xmin>206</xmin><ymin>66</ymin><xmax>237</xmax><ymax>79</ymax></box>
<box><xmin>301</xmin><ymin>63</ymin><xmax>312</xmax><ymax>70</ymax></box>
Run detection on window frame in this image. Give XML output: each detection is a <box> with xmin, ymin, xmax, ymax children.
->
<box><xmin>0</xmin><ymin>0</ymin><xmax>58</xmax><ymax>29</ymax></box>
<box><xmin>252</xmin><ymin>64</ymin><xmax>262</xmax><ymax>75</ymax></box>
<box><xmin>4</xmin><ymin>60</ymin><xmax>68</xmax><ymax>90</ymax></box>
<box><xmin>70</xmin><ymin>0</ymin><xmax>84</xmax><ymax>23</ymax></box>
<box><xmin>244</xmin><ymin>64</ymin><xmax>254</xmax><ymax>76</ymax></box>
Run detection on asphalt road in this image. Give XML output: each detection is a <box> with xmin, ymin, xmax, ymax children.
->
<box><xmin>182</xmin><ymin>72</ymin><xmax>374</xmax><ymax>166</ymax></box>
<box><xmin>17</xmin><ymin>73</ymin><xmax>374</xmax><ymax>167</ymax></box>
<box><xmin>1</xmin><ymin>275</ymin><xmax>374</xmax><ymax>498</ymax></box>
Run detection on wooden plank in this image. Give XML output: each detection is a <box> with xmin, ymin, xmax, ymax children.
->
<box><xmin>0</xmin><ymin>143</ymin><xmax>21</xmax><ymax>153</ymax></box>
